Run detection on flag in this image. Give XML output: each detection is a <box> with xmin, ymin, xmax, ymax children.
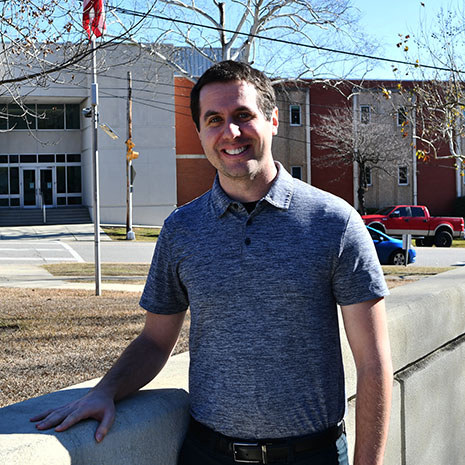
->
<box><xmin>83</xmin><ymin>0</ymin><xmax>106</xmax><ymax>39</ymax></box>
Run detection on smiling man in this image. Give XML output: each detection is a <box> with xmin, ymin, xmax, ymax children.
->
<box><xmin>32</xmin><ymin>61</ymin><xmax>392</xmax><ymax>465</ymax></box>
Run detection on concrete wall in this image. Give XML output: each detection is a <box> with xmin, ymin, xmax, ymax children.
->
<box><xmin>2</xmin><ymin>267</ymin><xmax>465</xmax><ymax>464</ymax></box>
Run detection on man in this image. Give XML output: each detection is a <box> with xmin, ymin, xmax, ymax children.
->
<box><xmin>32</xmin><ymin>61</ymin><xmax>392</xmax><ymax>465</ymax></box>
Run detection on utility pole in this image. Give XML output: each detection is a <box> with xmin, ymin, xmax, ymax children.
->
<box><xmin>126</xmin><ymin>71</ymin><xmax>136</xmax><ymax>240</ymax></box>
<box><xmin>91</xmin><ymin>37</ymin><xmax>102</xmax><ymax>296</ymax></box>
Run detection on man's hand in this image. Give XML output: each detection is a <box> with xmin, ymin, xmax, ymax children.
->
<box><xmin>29</xmin><ymin>311</ymin><xmax>186</xmax><ymax>443</ymax></box>
<box><xmin>30</xmin><ymin>389</ymin><xmax>116</xmax><ymax>442</ymax></box>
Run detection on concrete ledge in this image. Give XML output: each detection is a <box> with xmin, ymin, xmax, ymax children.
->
<box><xmin>0</xmin><ymin>353</ymin><xmax>190</xmax><ymax>465</ymax></box>
<box><xmin>386</xmin><ymin>267</ymin><xmax>465</xmax><ymax>372</ymax></box>
<box><xmin>342</xmin><ymin>266</ymin><xmax>465</xmax><ymax>397</ymax></box>
<box><xmin>342</xmin><ymin>266</ymin><xmax>465</xmax><ymax>464</ymax></box>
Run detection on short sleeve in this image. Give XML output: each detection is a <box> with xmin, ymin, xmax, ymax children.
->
<box><xmin>139</xmin><ymin>221</ymin><xmax>189</xmax><ymax>314</ymax></box>
<box><xmin>332</xmin><ymin>210</ymin><xmax>389</xmax><ymax>306</ymax></box>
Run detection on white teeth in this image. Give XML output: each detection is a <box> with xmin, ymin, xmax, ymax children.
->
<box><xmin>224</xmin><ymin>146</ymin><xmax>246</xmax><ymax>155</ymax></box>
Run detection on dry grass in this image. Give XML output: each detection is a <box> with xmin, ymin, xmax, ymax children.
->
<box><xmin>101</xmin><ymin>226</ymin><xmax>161</xmax><ymax>242</ymax></box>
<box><xmin>0</xmin><ymin>288</ymin><xmax>189</xmax><ymax>408</ymax></box>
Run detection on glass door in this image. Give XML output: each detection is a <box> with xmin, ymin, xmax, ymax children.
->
<box><xmin>20</xmin><ymin>167</ymin><xmax>55</xmax><ymax>207</ymax></box>
<box><xmin>22</xmin><ymin>169</ymin><xmax>37</xmax><ymax>207</ymax></box>
<box><xmin>39</xmin><ymin>168</ymin><xmax>54</xmax><ymax>206</ymax></box>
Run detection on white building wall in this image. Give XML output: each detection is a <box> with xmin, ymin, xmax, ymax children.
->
<box><xmin>0</xmin><ymin>43</ymin><xmax>176</xmax><ymax>226</ymax></box>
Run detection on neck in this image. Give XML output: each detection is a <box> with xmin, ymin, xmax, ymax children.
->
<box><xmin>219</xmin><ymin>163</ymin><xmax>278</xmax><ymax>202</ymax></box>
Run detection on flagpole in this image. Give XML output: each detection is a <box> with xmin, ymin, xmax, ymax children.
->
<box><xmin>91</xmin><ymin>36</ymin><xmax>102</xmax><ymax>296</ymax></box>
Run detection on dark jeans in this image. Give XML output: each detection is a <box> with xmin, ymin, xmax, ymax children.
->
<box><xmin>177</xmin><ymin>429</ymin><xmax>349</xmax><ymax>465</ymax></box>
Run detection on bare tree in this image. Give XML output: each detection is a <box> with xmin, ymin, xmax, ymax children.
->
<box><xmin>313</xmin><ymin>101</ymin><xmax>411</xmax><ymax>214</ymax></box>
<box><xmin>396</xmin><ymin>4</ymin><xmax>465</xmax><ymax>168</ymax></box>
<box><xmin>123</xmin><ymin>0</ymin><xmax>378</xmax><ymax>81</ymax></box>
<box><xmin>0</xmin><ymin>0</ymin><xmax>164</xmax><ymax>131</ymax></box>
<box><xmin>0</xmin><ymin>1</ymin><xmax>154</xmax><ymax>93</ymax></box>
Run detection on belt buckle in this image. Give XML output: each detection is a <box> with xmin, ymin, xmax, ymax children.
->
<box><xmin>232</xmin><ymin>442</ymin><xmax>268</xmax><ymax>464</ymax></box>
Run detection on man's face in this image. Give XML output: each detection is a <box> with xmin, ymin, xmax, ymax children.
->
<box><xmin>196</xmin><ymin>80</ymin><xmax>278</xmax><ymax>185</ymax></box>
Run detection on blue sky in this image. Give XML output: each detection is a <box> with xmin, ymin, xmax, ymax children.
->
<box><xmin>354</xmin><ymin>0</ymin><xmax>455</xmax><ymax>78</ymax></box>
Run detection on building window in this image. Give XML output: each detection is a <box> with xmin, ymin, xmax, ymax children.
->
<box><xmin>289</xmin><ymin>105</ymin><xmax>301</xmax><ymax>126</ymax></box>
<box><xmin>3</xmin><ymin>103</ymin><xmax>80</xmax><ymax>130</ymax></box>
<box><xmin>0</xmin><ymin>152</ymin><xmax>81</xmax><ymax>207</ymax></box>
<box><xmin>65</xmin><ymin>104</ymin><xmax>81</xmax><ymax>129</ymax></box>
<box><xmin>397</xmin><ymin>107</ymin><xmax>408</xmax><ymax>126</ymax></box>
<box><xmin>291</xmin><ymin>166</ymin><xmax>302</xmax><ymax>180</ymax></box>
<box><xmin>360</xmin><ymin>105</ymin><xmax>370</xmax><ymax>124</ymax></box>
<box><xmin>8</xmin><ymin>104</ymin><xmax>36</xmax><ymax>130</ymax></box>
<box><xmin>362</xmin><ymin>166</ymin><xmax>372</xmax><ymax>186</ymax></box>
<box><xmin>37</xmin><ymin>104</ymin><xmax>65</xmax><ymax>130</ymax></box>
<box><xmin>398</xmin><ymin>166</ymin><xmax>408</xmax><ymax>185</ymax></box>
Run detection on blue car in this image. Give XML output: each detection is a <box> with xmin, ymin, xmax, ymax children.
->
<box><xmin>367</xmin><ymin>226</ymin><xmax>416</xmax><ymax>265</ymax></box>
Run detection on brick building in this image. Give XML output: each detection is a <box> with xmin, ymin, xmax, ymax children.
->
<box><xmin>174</xmin><ymin>77</ymin><xmax>464</xmax><ymax>216</ymax></box>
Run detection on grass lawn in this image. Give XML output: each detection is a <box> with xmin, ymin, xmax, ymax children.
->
<box><xmin>43</xmin><ymin>262</ymin><xmax>454</xmax><ymax>280</ymax></box>
<box><xmin>0</xmin><ymin>287</ymin><xmax>190</xmax><ymax>408</ymax></box>
<box><xmin>101</xmin><ymin>226</ymin><xmax>160</xmax><ymax>242</ymax></box>
<box><xmin>43</xmin><ymin>263</ymin><xmax>150</xmax><ymax>277</ymax></box>
<box><xmin>381</xmin><ymin>265</ymin><xmax>454</xmax><ymax>275</ymax></box>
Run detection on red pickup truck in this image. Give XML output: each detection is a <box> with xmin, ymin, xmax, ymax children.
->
<box><xmin>362</xmin><ymin>205</ymin><xmax>464</xmax><ymax>247</ymax></box>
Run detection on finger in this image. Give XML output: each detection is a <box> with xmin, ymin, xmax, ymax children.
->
<box><xmin>34</xmin><ymin>409</ymin><xmax>71</xmax><ymax>430</ymax></box>
<box><xmin>95</xmin><ymin>409</ymin><xmax>115</xmax><ymax>443</ymax></box>
<box><xmin>54</xmin><ymin>410</ymin><xmax>86</xmax><ymax>432</ymax></box>
<box><xmin>30</xmin><ymin>409</ymin><xmax>56</xmax><ymax>422</ymax></box>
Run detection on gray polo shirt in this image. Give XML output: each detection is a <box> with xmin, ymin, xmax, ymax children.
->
<box><xmin>140</xmin><ymin>163</ymin><xmax>388</xmax><ymax>439</ymax></box>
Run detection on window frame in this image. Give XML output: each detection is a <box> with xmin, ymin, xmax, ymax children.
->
<box><xmin>363</xmin><ymin>166</ymin><xmax>372</xmax><ymax>186</ymax></box>
<box><xmin>289</xmin><ymin>104</ymin><xmax>302</xmax><ymax>126</ymax></box>
<box><xmin>291</xmin><ymin>165</ymin><xmax>302</xmax><ymax>180</ymax></box>
<box><xmin>2</xmin><ymin>103</ymin><xmax>81</xmax><ymax>131</ymax></box>
<box><xmin>398</xmin><ymin>166</ymin><xmax>409</xmax><ymax>185</ymax></box>
<box><xmin>397</xmin><ymin>107</ymin><xmax>408</xmax><ymax>127</ymax></box>
<box><xmin>360</xmin><ymin>105</ymin><xmax>371</xmax><ymax>124</ymax></box>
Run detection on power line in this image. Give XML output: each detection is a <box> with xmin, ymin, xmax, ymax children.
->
<box><xmin>108</xmin><ymin>4</ymin><xmax>464</xmax><ymax>75</ymax></box>
<box><xmin>98</xmin><ymin>89</ymin><xmax>409</xmax><ymax>148</ymax></box>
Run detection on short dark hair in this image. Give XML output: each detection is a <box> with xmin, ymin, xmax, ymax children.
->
<box><xmin>190</xmin><ymin>60</ymin><xmax>276</xmax><ymax>131</ymax></box>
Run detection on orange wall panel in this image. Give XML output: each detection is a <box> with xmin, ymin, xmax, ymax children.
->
<box><xmin>176</xmin><ymin>158</ymin><xmax>216</xmax><ymax>206</ymax></box>
<box><xmin>175</xmin><ymin>77</ymin><xmax>204</xmax><ymax>155</ymax></box>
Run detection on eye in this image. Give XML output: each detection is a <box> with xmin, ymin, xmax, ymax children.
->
<box><xmin>206</xmin><ymin>115</ymin><xmax>223</xmax><ymax>126</ymax></box>
<box><xmin>237</xmin><ymin>111</ymin><xmax>252</xmax><ymax>120</ymax></box>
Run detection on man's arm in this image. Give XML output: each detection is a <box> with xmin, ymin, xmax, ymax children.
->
<box><xmin>30</xmin><ymin>310</ymin><xmax>186</xmax><ymax>442</ymax></box>
<box><xmin>341</xmin><ymin>297</ymin><xmax>393</xmax><ymax>465</ymax></box>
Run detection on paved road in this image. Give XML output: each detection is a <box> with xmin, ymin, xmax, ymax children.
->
<box><xmin>0</xmin><ymin>224</ymin><xmax>463</xmax><ymax>267</ymax></box>
<box><xmin>0</xmin><ymin>241</ymin><xmax>85</xmax><ymax>264</ymax></box>
<box><xmin>0</xmin><ymin>240</ymin><xmax>156</xmax><ymax>265</ymax></box>
<box><xmin>411</xmin><ymin>247</ymin><xmax>465</xmax><ymax>267</ymax></box>
<box><xmin>68</xmin><ymin>240</ymin><xmax>156</xmax><ymax>263</ymax></box>
<box><xmin>0</xmin><ymin>224</ymin><xmax>156</xmax><ymax>265</ymax></box>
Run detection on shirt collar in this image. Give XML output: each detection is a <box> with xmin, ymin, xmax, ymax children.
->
<box><xmin>210</xmin><ymin>162</ymin><xmax>294</xmax><ymax>217</ymax></box>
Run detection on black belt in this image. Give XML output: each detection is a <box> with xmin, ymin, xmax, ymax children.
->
<box><xmin>188</xmin><ymin>417</ymin><xmax>344</xmax><ymax>464</ymax></box>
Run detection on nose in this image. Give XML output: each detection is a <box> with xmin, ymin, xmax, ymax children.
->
<box><xmin>223</xmin><ymin>120</ymin><xmax>241</xmax><ymax>139</ymax></box>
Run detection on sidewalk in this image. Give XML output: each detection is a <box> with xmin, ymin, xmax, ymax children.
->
<box><xmin>0</xmin><ymin>224</ymin><xmax>111</xmax><ymax>241</ymax></box>
<box><xmin>0</xmin><ymin>264</ymin><xmax>145</xmax><ymax>292</ymax></box>
<box><xmin>0</xmin><ymin>224</ymin><xmax>143</xmax><ymax>292</ymax></box>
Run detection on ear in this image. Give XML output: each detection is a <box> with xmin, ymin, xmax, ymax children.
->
<box><xmin>271</xmin><ymin>107</ymin><xmax>279</xmax><ymax>135</ymax></box>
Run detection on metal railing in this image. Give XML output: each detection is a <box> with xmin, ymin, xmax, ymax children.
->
<box><xmin>39</xmin><ymin>190</ymin><xmax>46</xmax><ymax>224</ymax></box>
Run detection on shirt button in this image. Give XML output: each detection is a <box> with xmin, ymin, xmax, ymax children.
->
<box><xmin>231</xmin><ymin>203</ymin><xmax>239</xmax><ymax>210</ymax></box>
<box><xmin>245</xmin><ymin>238</ymin><xmax>251</xmax><ymax>245</ymax></box>
<box><xmin>246</xmin><ymin>218</ymin><xmax>252</xmax><ymax>226</ymax></box>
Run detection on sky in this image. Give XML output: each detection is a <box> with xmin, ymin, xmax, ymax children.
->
<box><xmin>97</xmin><ymin>0</ymin><xmax>463</xmax><ymax>80</ymax></box>
<box><xmin>353</xmin><ymin>0</ymin><xmax>456</xmax><ymax>79</ymax></box>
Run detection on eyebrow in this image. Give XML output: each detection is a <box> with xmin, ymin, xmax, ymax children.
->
<box><xmin>202</xmin><ymin>106</ymin><xmax>253</xmax><ymax>121</ymax></box>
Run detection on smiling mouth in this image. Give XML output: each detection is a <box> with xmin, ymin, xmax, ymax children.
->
<box><xmin>223</xmin><ymin>145</ymin><xmax>249</xmax><ymax>156</ymax></box>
